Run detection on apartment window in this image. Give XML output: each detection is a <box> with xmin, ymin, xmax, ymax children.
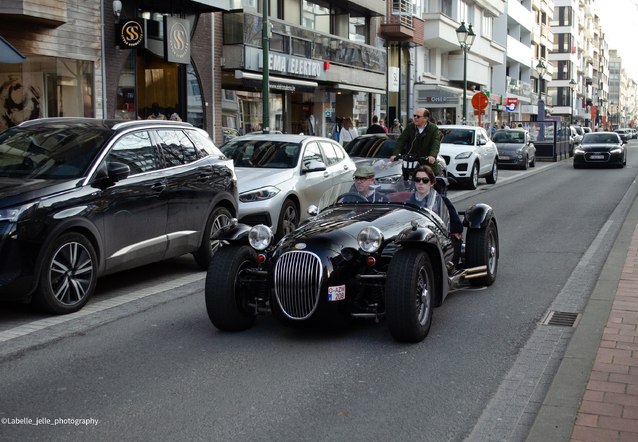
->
<box><xmin>424</xmin><ymin>48</ymin><xmax>432</xmax><ymax>73</ymax></box>
<box><xmin>556</xmin><ymin>33</ymin><xmax>572</xmax><ymax>54</ymax></box>
<box><xmin>440</xmin><ymin>52</ymin><xmax>448</xmax><ymax>78</ymax></box>
<box><xmin>558</xmin><ymin>6</ymin><xmax>572</xmax><ymax>27</ymax></box>
<box><xmin>458</xmin><ymin>0</ymin><xmax>468</xmax><ymax>23</ymax></box>
<box><xmin>349</xmin><ymin>16</ymin><xmax>367</xmax><ymax>44</ymax></box>
<box><xmin>482</xmin><ymin>13</ymin><xmax>492</xmax><ymax>38</ymax></box>
<box><xmin>302</xmin><ymin>0</ymin><xmax>330</xmax><ymax>33</ymax></box>
<box><xmin>440</xmin><ymin>0</ymin><xmax>452</xmax><ymax>17</ymax></box>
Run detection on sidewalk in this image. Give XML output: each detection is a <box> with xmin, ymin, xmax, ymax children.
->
<box><xmin>526</xmin><ymin>193</ymin><xmax>638</xmax><ymax>442</ymax></box>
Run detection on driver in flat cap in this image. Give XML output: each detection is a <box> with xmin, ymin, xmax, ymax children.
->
<box><xmin>353</xmin><ymin>166</ymin><xmax>390</xmax><ymax>203</ymax></box>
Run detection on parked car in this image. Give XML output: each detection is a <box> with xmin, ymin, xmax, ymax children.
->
<box><xmin>573</xmin><ymin>132</ymin><xmax>627</xmax><ymax>168</ymax></box>
<box><xmin>222</xmin><ymin>127</ymin><xmax>240</xmax><ymax>145</ymax></box>
<box><xmin>582</xmin><ymin>127</ymin><xmax>592</xmax><ymax>134</ymax></box>
<box><xmin>492</xmin><ymin>129</ymin><xmax>536</xmax><ymax>169</ymax></box>
<box><xmin>437</xmin><ymin>125</ymin><xmax>499</xmax><ymax>189</ymax></box>
<box><xmin>343</xmin><ymin>134</ymin><xmax>447</xmax><ymax>192</ymax></box>
<box><xmin>205</xmin><ymin>181</ymin><xmax>499</xmax><ymax>342</ymax></box>
<box><xmin>0</xmin><ymin>118</ymin><xmax>238</xmax><ymax>314</ymax></box>
<box><xmin>220</xmin><ymin>134</ymin><xmax>356</xmax><ymax>239</ymax></box>
<box><xmin>573</xmin><ymin>126</ymin><xmax>585</xmax><ymax>144</ymax></box>
<box><xmin>614</xmin><ymin>129</ymin><xmax>631</xmax><ymax>143</ymax></box>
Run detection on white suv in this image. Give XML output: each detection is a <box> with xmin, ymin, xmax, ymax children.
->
<box><xmin>437</xmin><ymin>125</ymin><xmax>498</xmax><ymax>189</ymax></box>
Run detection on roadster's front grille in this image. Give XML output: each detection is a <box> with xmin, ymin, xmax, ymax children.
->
<box><xmin>274</xmin><ymin>251</ymin><xmax>323</xmax><ymax>320</ymax></box>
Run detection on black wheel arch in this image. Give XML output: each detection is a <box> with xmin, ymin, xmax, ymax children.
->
<box><xmin>463</xmin><ymin>203</ymin><xmax>496</xmax><ymax>229</ymax></box>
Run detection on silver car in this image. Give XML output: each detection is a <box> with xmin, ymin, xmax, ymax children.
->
<box><xmin>344</xmin><ymin>134</ymin><xmax>447</xmax><ymax>192</ymax></box>
<box><xmin>493</xmin><ymin>129</ymin><xmax>536</xmax><ymax>169</ymax></box>
<box><xmin>220</xmin><ymin>134</ymin><xmax>356</xmax><ymax>238</ymax></box>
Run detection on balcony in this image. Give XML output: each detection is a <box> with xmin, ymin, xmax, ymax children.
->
<box><xmin>508</xmin><ymin>0</ymin><xmax>532</xmax><ymax>32</ymax></box>
<box><xmin>507</xmin><ymin>76</ymin><xmax>535</xmax><ymax>101</ymax></box>
<box><xmin>0</xmin><ymin>0</ymin><xmax>67</xmax><ymax>26</ymax></box>
<box><xmin>506</xmin><ymin>35</ymin><xmax>532</xmax><ymax>66</ymax></box>
<box><xmin>379</xmin><ymin>0</ymin><xmax>424</xmax><ymax>45</ymax></box>
<box><xmin>423</xmin><ymin>11</ymin><xmax>468</xmax><ymax>52</ymax></box>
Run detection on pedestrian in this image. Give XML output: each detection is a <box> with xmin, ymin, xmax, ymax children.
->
<box><xmin>390</xmin><ymin>107</ymin><xmax>441</xmax><ymax>176</ymax></box>
<box><xmin>331</xmin><ymin>117</ymin><xmax>342</xmax><ymax>142</ymax></box>
<box><xmin>389</xmin><ymin>118</ymin><xmax>403</xmax><ymax>134</ymax></box>
<box><xmin>366</xmin><ymin>116</ymin><xmax>386</xmax><ymax>134</ymax></box>
<box><xmin>339</xmin><ymin>117</ymin><xmax>358</xmax><ymax>147</ymax></box>
<box><xmin>380</xmin><ymin>118</ymin><xmax>388</xmax><ymax>133</ymax></box>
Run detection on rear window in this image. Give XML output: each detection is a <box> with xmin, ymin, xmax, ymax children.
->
<box><xmin>344</xmin><ymin>137</ymin><xmax>395</xmax><ymax>158</ymax></box>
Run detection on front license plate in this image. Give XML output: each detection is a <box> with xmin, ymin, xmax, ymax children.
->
<box><xmin>328</xmin><ymin>285</ymin><xmax>346</xmax><ymax>301</ymax></box>
<box><xmin>590</xmin><ymin>155</ymin><xmax>605</xmax><ymax>160</ymax></box>
<box><xmin>499</xmin><ymin>156</ymin><xmax>510</xmax><ymax>160</ymax></box>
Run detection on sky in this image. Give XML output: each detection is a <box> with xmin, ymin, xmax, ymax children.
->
<box><xmin>597</xmin><ymin>0</ymin><xmax>638</xmax><ymax>80</ymax></box>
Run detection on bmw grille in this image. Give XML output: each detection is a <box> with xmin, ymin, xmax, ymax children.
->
<box><xmin>274</xmin><ymin>251</ymin><xmax>323</xmax><ymax>319</ymax></box>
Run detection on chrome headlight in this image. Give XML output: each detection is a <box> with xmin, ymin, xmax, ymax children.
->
<box><xmin>610</xmin><ymin>148</ymin><xmax>623</xmax><ymax>154</ymax></box>
<box><xmin>376</xmin><ymin>174</ymin><xmax>402</xmax><ymax>184</ymax></box>
<box><xmin>358</xmin><ymin>226</ymin><xmax>384</xmax><ymax>253</ymax></box>
<box><xmin>0</xmin><ymin>202</ymin><xmax>37</xmax><ymax>222</ymax></box>
<box><xmin>248</xmin><ymin>224</ymin><xmax>273</xmax><ymax>250</ymax></box>
<box><xmin>239</xmin><ymin>186</ymin><xmax>281</xmax><ymax>203</ymax></box>
<box><xmin>574</xmin><ymin>148</ymin><xmax>585</xmax><ymax>154</ymax></box>
<box><xmin>455</xmin><ymin>151</ymin><xmax>473</xmax><ymax>159</ymax></box>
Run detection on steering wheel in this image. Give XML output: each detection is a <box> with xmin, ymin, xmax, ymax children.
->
<box><xmin>337</xmin><ymin>193</ymin><xmax>369</xmax><ymax>204</ymax></box>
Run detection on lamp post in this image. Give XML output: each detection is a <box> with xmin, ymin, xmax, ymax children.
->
<box><xmin>262</xmin><ymin>0</ymin><xmax>270</xmax><ymax>134</ymax></box>
<box><xmin>569</xmin><ymin>78</ymin><xmax>578</xmax><ymax>126</ymax></box>
<box><xmin>535</xmin><ymin>60</ymin><xmax>547</xmax><ymax>117</ymax></box>
<box><xmin>456</xmin><ymin>22</ymin><xmax>475</xmax><ymax>125</ymax></box>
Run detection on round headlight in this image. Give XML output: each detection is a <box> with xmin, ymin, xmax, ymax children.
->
<box><xmin>249</xmin><ymin>225</ymin><xmax>273</xmax><ymax>250</ymax></box>
<box><xmin>358</xmin><ymin>226</ymin><xmax>384</xmax><ymax>253</ymax></box>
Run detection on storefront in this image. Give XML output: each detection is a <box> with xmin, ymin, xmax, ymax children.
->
<box><xmin>414</xmin><ymin>85</ymin><xmax>463</xmax><ymax>126</ymax></box>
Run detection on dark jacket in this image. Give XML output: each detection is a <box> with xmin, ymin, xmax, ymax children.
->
<box><xmin>366</xmin><ymin>124</ymin><xmax>386</xmax><ymax>135</ymax></box>
<box><xmin>392</xmin><ymin>121</ymin><xmax>441</xmax><ymax>175</ymax></box>
<box><xmin>404</xmin><ymin>191</ymin><xmax>462</xmax><ymax>233</ymax></box>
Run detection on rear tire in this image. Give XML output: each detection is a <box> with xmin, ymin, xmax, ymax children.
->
<box><xmin>205</xmin><ymin>245</ymin><xmax>258</xmax><ymax>331</ymax></box>
<box><xmin>465</xmin><ymin>220</ymin><xmax>498</xmax><ymax>286</ymax></box>
<box><xmin>194</xmin><ymin>207</ymin><xmax>232</xmax><ymax>270</ymax></box>
<box><xmin>385</xmin><ymin>249</ymin><xmax>435</xmax><ymax>342</ymax></box>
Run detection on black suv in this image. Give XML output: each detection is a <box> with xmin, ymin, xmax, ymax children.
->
<box><xmin>0</xmin><ymin>118</ymin><xmax>238</xmax><ymax>314</ymax></box>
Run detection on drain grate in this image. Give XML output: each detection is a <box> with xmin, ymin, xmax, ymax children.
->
<box><xmin>541</xmin><ymin>311</ymin><xmax>581</xmax><ymax>327</ymax></box>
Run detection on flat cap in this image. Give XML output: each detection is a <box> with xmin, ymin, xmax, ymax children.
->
<box><xmin>353</xmin><ymin>165</ymin><xmax>375</xmax><ymax>178</ymax></box>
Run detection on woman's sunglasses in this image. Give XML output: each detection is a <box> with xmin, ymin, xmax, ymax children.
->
<box><xmin>412</xmin><ymin>177</ymin><xmax>430</xmax><ymax>184</ymax></box>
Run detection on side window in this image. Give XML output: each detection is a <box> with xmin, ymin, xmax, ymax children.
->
<box><xmin>156</xmin><ymin>130</ymin><xmax>198</xmax><ymax>167</ymax></box>
<box><xmin>302</xmin><ymin>142</ymin><xmax>324</xmax><ymax>168</ymax></box>
<box><xmin>106</xmin><ymin>131</ymin><xmax>159</xmax><ymax>175</ymax></box>
<box><xmin>320</xmin><ymin>142</ymin><xmax>339</xmax><ymax>166</ymax></box>
<box><xmin>186</xmin><ymin>130</ymin><xmax>223</xmax><ymax>158</ymax></box>
<box><xmin>333</xmin><ymin>143</ymin><xmax>345</xmax><ymax>161</ymax></box>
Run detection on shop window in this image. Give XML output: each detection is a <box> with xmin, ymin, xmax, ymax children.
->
<box><xmin>116</xmin><ymin>52</ymin><xmax>136</xmax><ymax>120</ymax></box>
<box><xmin>0</xmin><ymin>56</ymin><xmax>94</xmax><ymax>131</ymax></box>
<box><xmin>187</xmin><ymin>64</ymin><xmax>205</xmax><ymax>129</ymax></box>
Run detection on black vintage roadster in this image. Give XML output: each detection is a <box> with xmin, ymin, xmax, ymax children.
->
<box><xmin>205</xmin><ymin>182</ymin><xmax>498</xmax><ymax>342</ymax></box>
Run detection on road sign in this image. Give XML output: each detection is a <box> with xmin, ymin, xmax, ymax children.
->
<box><xmin>471</xmin><ymin>92</ymin><xmax>489</xmax><ymax>110</ymax></box>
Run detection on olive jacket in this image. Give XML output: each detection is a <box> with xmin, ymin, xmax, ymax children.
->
<box><xmin>392</xmin><ymin>121</ymin><xmax>441</xmax><ymax>175</ymax></box>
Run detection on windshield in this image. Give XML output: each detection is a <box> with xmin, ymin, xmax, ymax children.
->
<box><xmin>221</xmin><ymin>139</ymin><xmax>300</xmax><ymax>168</ymax></box>
<box><xmin>583</xmin><ymin>133</ymin><xmax>621</xmax><ymax>144</ymax></box>
<box><xmin>441</xmin><ymin>129</ymin><xmax>475</xmax><ymax>145</ymax></box>
<box><xmin>0</xmin><ymin>125</ymin><xmax>111</xmax><ymax>179</ymax></box>
<box><xmin>316</xmin><ymin>181</ymin><xmax>450</xmax><ymax>228</ymax></box>
<box><xmin>492</xmin><ymin>131</ymin><xmax>525</xmax><ymax>143</ymax></box>
<box><xmin>574</xmin><ymin>127</ymin><xmax>584</xmax><ymax>135</ymax></box>
<box><xmin>344</xmin><ymin>137</ymin><xmax>396</xmax><ymax>158</ymax></box>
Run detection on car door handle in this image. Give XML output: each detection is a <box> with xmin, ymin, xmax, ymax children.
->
<box><xmin>323</xmin><ymin>171</ymin><xmax>330</xmax><ymax>178</ymax></box>
<box><xmin>343</xmin><ymin>164</ymin><xmax>349</xmax><ymax>170</ymax></box>
<box><xmin>151</xmin><ymin>182</ymin><xmax>166</xmax><ymax>192</ymax></box>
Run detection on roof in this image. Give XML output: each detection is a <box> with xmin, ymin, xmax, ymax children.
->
<box><xmin>17</xmin><ymin>118</ymin><xmax>194</xmax><ymax>131</ymax></box>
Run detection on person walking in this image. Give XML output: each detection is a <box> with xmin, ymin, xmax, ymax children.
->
<box><xmin>379</xmin><ymin>118</ymin><xmax>388</xmax><ymax>133</ymax></box>
<box><xmin>366</xmin><ymin>116</ymin><xmax>386</xmax><ymax>134</ymax></box>
<box><xmin>390</xmin><ymin>108</ymin><xmax>441</xmax><ymax>176</ymax></box>
<box><xmin>340</xmin><ymin>117</ymin><xmax>358</xmax><ymax>147</ymax></box>
<box><xmin>389</xmin><ymin>118</ymin><xmax>403</xmax><ymax>134</ymax></box>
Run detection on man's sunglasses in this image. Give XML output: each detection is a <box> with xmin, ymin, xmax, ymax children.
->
<box><xmin>413</xmin><ymin>114</ymin><xmax>423</xmax><ymax>119</ymax></box>
<box><xmin>412</xmin><ymin>177</ymin><xmax>430</xmax><ymax>184</ymax></box>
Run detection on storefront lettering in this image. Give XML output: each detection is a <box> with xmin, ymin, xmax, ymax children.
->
<box><xmin>268</xmin><ymin>54</ymin><xmax>321</xmax><ymax>77</ymax></box>
<box><xmin>426</xmin><ymin>97</ymin><xmax>449</xmax><ymax>102</ymax></box>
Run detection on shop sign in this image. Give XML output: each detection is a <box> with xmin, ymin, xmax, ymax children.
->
<box><xmin>164</xmin><ymin>17</ymin><xmax>190</xmax><ymax>64</ymax></box>
<box><xmin>415</xmin><ymin>87</ymin><xmax>460</xmax><ymax>104</ymax></box>
<box><xmin>505</xmin><ymin>98</ymin><xmax>518</xmax><ymax>111</ymax></box>
<box><xmin>242</xmin><ymin>79</ymin><xmax>315</xmax><ymax>93</ymax></box>
<box><xmin>117</xmin><ymin>20</ymin><xmax>144</xmax><ymax>49</ymax></box>
<box><xmin>389</xmin><ymin>67</ymin><xmax>400</xmax><ymax>92</ymax></box>
<box><xmin>246</xmin><ymin>47</ymin><xmax>328</xmax><ymax>81</ymax></box>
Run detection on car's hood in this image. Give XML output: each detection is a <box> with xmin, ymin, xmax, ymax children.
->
<box><xmin>352</xmin><ymin>157</ymin><xmax>401</xmax><ymax>178</ymax></box>
<box><xmin>0</xmin><ymin>178</ymin><xmax>81</xmax><ymax>209</ymax></box>
<box><xmin>495</xmin><ymin>143</ymin><xmax>525</xmax><ymax>152</ymax></box>
<box><xmin>234</xmin><ymin>167</ymin><xmax>294</xmax><ymax>193</ymax></box>
<box><xmin>439</xmin><ymin>142</ymin><xmax>477</xmax><ymax>155</ymax></box>
<box><xmin>579</xmin><ymin>144</ymin><xmax>622</xmax><ymax>152</ymax></box>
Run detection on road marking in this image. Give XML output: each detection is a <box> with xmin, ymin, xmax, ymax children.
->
<box><xmin>0</xmin><ymin>273</ymin><xmax>205</xmax><ymax>342</ymax></box>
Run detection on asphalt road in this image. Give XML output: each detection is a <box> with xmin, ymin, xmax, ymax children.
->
<box><xmin>1</xmin><ymin>142</ymin><xmax>638</xmax><ymax>442</ymax></box>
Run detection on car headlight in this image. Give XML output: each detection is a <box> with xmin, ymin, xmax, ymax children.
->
<box><xmin>358</xmin><ymin>226</ymin><xmax>384</xmax><ymax>253</ymax></box>
<box><xmin>248</xmin><ymin>224</ymin><xmax>273</xmax><ymax>250</ymax></box>
<box><xmin>0</xmin><ymin>202</ymin><xmax>37</xmax><ymax>222</ymax></box>
<box><xmin>455</xmin><ymin>151</ymin><xmax>473</xmax><ymax>159</ymax></box>
<box><xmin>610</xmin><ymin>148</ymin><xmax>623</xmax><ymax>154</ymax></box>
<box><xmin>574</xmin><ymin>148</ymin><xmax>585</xmax><ymax>154</ymax></box>
<box><xmin>516</xmin><ymin>149</ymin><xmax>523</xmax><ymax>154</ymax></box>
<box><xmin>376</xmin><ymin>174</ymin><xmax>402</xmax><ymax>184</ymax></box>
<box><xmin>239</xmin><ymin>186</ymin><xmax>281</xmax><ymax>203</ymax></box>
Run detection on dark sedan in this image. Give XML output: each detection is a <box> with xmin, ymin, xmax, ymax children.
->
<box><xmin>573</xmin><ymin>132</ymin><xmax>627</xmax><ymax>168</ymax></box>
<box><xmin>0</xmin><ymin>118</ymin><xmax>238</xmax><ymax>314</ymax></box>
<box><xmin>492</xmin><ymin>129</ymin><xmax>536</xmax><ymax>169</ymax></box>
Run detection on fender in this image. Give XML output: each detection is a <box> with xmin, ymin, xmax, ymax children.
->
<box><xmin>462</xmin><ymin>203</ymin><xmax>494</xmax><ymax>229</ymax></box>
<box><xmin>212</xmin><ymin>223</ymin><xmax>252</xmax><ymax>244</ymax></box>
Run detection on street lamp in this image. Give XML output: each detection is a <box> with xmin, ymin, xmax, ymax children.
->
<box><xmin>569</xmin><ymin>79</ymin><xmax>577</xmax><ymax>126</ymax></box>
<box><xmin>535</xmin><ymin>60</ymin><xmax>547</xmax><ymax>118</ymax></box>
<box><xmin>456</xmin><ymin>22</ymin><xmax>475</xmax><ymax>125</ymax></box>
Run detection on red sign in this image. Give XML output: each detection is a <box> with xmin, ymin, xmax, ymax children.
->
<box><xmin>505</xmin><ymin>98</ymin><xmax>518</xmax><ymax>106</ymax></box>
<box><xmin>302</xmin><ymin>104</ymin><xmax>310</xmax><ymax>112</ymax></box>
<box><xmin>591</xmin><ymin>106</ymin><xmax>597</xmax><ymax>122</ymax></box>
<box><xmin>473</xmin><ymin>110</ymin><xmax>486</xmax><ymax>115</ymax></box>
<box><xmin>471</xmin><ymin>93</ymin><xmax>489</xmax><ymax>110</ymax></box>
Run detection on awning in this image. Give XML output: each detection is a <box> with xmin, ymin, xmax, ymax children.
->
<box><xmin>235</xmin><ymin>70</ymin><xmax>318</xmax><ymax>93</ymax></box>
<box><xmin>0</xmin><ymin>36</ymin><xmax>26</xmax><ymax>64</ymax></box>
<box><xmin>334</xmin><ymin>84</ymin><xmax>386</xmax><ymax>95</ymax></box>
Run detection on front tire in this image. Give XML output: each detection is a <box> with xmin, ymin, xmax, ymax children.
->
<box><xmin>530</xmin><ymin>154</ymin><xmax>536</xmax><ymax>167</ymax></box>
<box><xmin>485</xmin><ymin>161</ymin><xmax>498</xmax><ymax>184</ymax></box>
<box><xmin>385</xmin><ymin>249</ymin><xmax>435</xmax><ymax>342</ymax></box>
<box><xmin>465</xmin><ymin>220</ymin><xmax>498</xmax><ymax>286</ymax></box>
<box><xmin>205</xmin><ymin>245</ymin><xmax>258</xmax><ymax>331</ymax></box>
<box><xmin>33</xmin><ymin>233</ymin><xmax>98</xmax><ymax>314</ymax></box>
<box><xmin>521</xmin><ymin>156</ymin><xmax>529</xmax><ymax>170</ymax></box>
<box><xmin>466</xmin><ymin>163</ymin><xmax>479</xmax><ymax>190</ymax></box>
<box><xmin>194</xmin><ymin>206</ymin><xmax>232</xmax><ymax>270</ymax></box>
<box><xmin>276</xmin><ymin>199</ymin><xmax>298</xmax><ymax>240</ymax></box>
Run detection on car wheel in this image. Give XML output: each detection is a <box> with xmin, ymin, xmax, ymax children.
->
<box><xmin>530</xmin><ymin>155</ymin><xmax>536</xmax><ymax>167</ymax></box>
<box><xmin>385</xmin><ymin>249</ymin><xmax>434</xmax><ymax>343</ymax></box>
<box><xmin>194</xmin><ymin>206</ymin><xmax>232</xmax><ymax>270</ymax></box>
<box><xmin>573</xmin><ymin>162</ymin><xmax>581</xmax><ymax>169</ymax></box>
<box><xmin>205</xmin><ymin>245</ymin><xmax>258</xmax><ymax>331</ymax></box>
<box><xmin>623</xmin><ymin>152</ymin><xmax>627</xmax><ymax>166</ymax></box>
<box><xmin>485</xmin><ymin>161</ymin><xmax>498</xmax><ymax>184</ymax></box>
<box><xmin>276</xmin><ymin>199</ymin><xmax>298</xmax><ymax>240</ymax></box>
<box><xmin>465</xmin><ymin>219</ymin><xmax>498</xmax><ymax>286</ymax></box>
<box><xmin>466</xmin><ymin>163</ymin><xmax>479</xmax><ymax>190</ymax></box>
<box><xmin>33</xmin><ymin>233</ymin><xmax>98</xmax><ymax>314</ymax></box>
<box><xmin>521</xmin><ymin>155</ymin><xmax>529</xmax><ymax>170</ymax></box>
